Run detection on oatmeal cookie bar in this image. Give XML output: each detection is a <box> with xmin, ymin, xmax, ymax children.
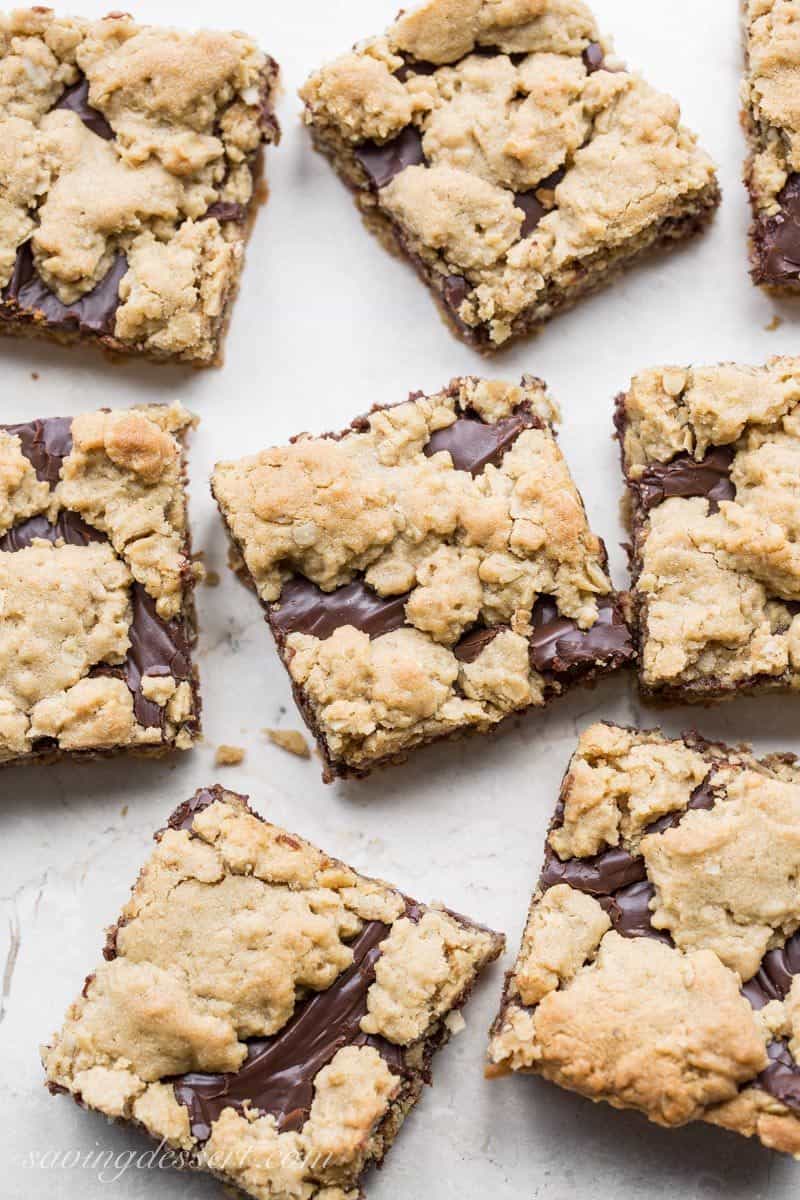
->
<box><xmin>211</xmin><ymin>375</ymin><xmax>635</xmax><ymax>780</ymax></box>
<box><xmin>0</xmin><ymin>8</ymin><xmax>280</xmax><ymax>363</ymax></box>
<box><xmin>616</xmin><ymin>357</ymin><xmax>800</xmax><ymax>701</ymax></box>
<box><xmin>488</xmin><ymin>721</ymin><xmax>800</xmax><ymax>1156</ymax></box>
<box><xmin>0</xmin><ymin>402</ymin><xmax>200</xmax><ymax>763</ymax></box>
<box><xmin>44</xmin><ymin>786</ymin><xmax>505</xmax><ymax>1199</ymax></box>
<box><xmin>300</xmin><ymin>0</ymin><xmax>719</xmax><ymax>350</ymax></box>
<box><xmin>743</xmin><ymin>0</ymin><xmax>800</xmax><ymax>288</ymax></box>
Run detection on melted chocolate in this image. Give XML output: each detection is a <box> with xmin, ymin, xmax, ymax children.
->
<box><xmin>453</xmin><ymin>625</ymin><xmax>502</xmax><ymax>664</ymax></box>
<box><xmin>0</xmin><ymin>509</ymin><xmax>102</xmax><ymax>553</ymax></box>
<box><xmin>514</xmin><ymin>191</ymin><xmax>547</xmax><ymax>237</ymax></box>
<box><xmin>753</xmin><ymin>174</ymin><xmax>800</xmax><ymax>286</ymax></box>
<box><xmin>742</xmin><ymin>931</ymin><xmax>800</xmax><ymax>1010</ymax></box>
<box><xmin>582</xmin><ymin>42</ymin><xmax>605</xmax><ymax>73</ymax></box>
<box><xmin>2</xmin><ymin>242</ymin><xmax>127</xmax><ymax>336</ymax></box>
<box><xmin>173</xmin><ymin>921</ymin><xmax>404</xmax><ymax>1140</ymax></box>
<box><xmin>758</xmin><ymin>1041</ymin><xmax>800</xmax><ymax>1112</ymax></box>
<box><xmin>1</xmin><ymin>416</ymin><xmax>72</xmax><ymax>484</ymax></box>
<box><xmin>54</xmin><ymin>76</ymin><xmax>114</xmax><ymax>139</ymax></box>
<box><xmin>355</xmin><ymin>126</ymin><xmax>426</xmax><ymax>189</ymax></box>
<box><xmin>168</xmin><ymin>788</ymin><xmax>221</xmax><ymax>834</ymax></box>
<box><xmin>529</xmin><ymin>595</ymin><xmax>634</xmax><ymax>674</ymax></box>
<box><xmin>394</xmin><ymin>55</ymin><xmax>439</xmax><ymax>83</ymax></box>
<box><xmin>0</xmin><ymin>416</ymin><xmax>193</xmax><ymax>732</ymax></box>
<box><xmin>442</xmin><ymin>273</ymin><xmax>470</xmax><ymax>314</ymax></box>
<box><xmin>643</xmin><ymin>772</ymin><xmax>719</xmax><ymax>837</ymax></box>
<box><xmin>271</xmin><ymin>577</ymin><xmax>409</xmax><ymax>641</ymax></box>
<box><xmin>423</xmin><ymin>407</ymin><xmax>534</xmax><ymax>474</ymax></box>
<box><xmin>599</xmin><ymin>880</ymin><xmax>672</xmax><ymax>944</ymax></box>
<box><xmin>205</xmin><ymin>201</ymin><xmax>247</xmax><ymax>223</ymax></box>
<box><xmin>540</xmin><ymin>843</ymin><xmax>646</xmax><ymax>894</ymax></box>
<box><xmin>635</xmin><ymin>446</ymin><xmax>736</xmax><ymax>513</ymax></box>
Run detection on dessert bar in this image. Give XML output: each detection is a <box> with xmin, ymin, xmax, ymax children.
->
<box><xmin>742</xmin><ymin>0</ymin><xmax>800</xmax><ymax>289</ymax></box>
<box><xmin>616</xmin><ymin>357</ymin><xmax>800</xmax><ymax>700</ymax></box>
<box><xmin>212</xmin><ymin>375</ymin><xmax>634</xmax><ymax>779</ymax></box>
<box><xmin>0</xmin><ymin>8</ymin><xmax>279</xmax><ymax>362</ymax></box>
<box><xmin>44</xmin><ymin>786</ymin><xmax>505</xmax><ymax>1198</ymax></box>
<box><xmin>488</xmin><ymin>721</ymin><xmax>800</xmax><ymax>1155</ymax></box>
<box><xmin>0</xmin><ymin>402</ymin><xmax>200</xmax><ymax>763</ymax></box>
<box><xmin>301</xmin><ymin>0</ymin><xmax>719</xmax><ymax>349</ymax></box>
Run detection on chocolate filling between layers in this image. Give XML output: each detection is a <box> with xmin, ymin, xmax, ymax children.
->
<box><xmin>633</xmin><ymin>446</ymin><xmax>736</xmax><ymax>513</ymax></box>
<box><xmin>0</xmin><ymin>416</ymin><xmax>195</xmax><ymax>734</ymax></box>
<box><xmin>753</xmin><ymin>173</ymin><xmax>800</xmax><ymax>287</ymax></box>
<box><xmin>268</xmin><ymin>407</ymin><xmax>633</xmax><ymax>684</ymax></box>
<box><xmin>172</xmin><ymin>920</ymin><xmax>409</xmax><ymax>1141</ymax></box>
<box><xmin>539</xmin><ymin>772</ymin><xmax>720</xmax><ymax>943</ymax></box>
<box><xmin>542</xmin><ymin>765</ymin><xmax>800</xmax><ymax>1114</ymax></box>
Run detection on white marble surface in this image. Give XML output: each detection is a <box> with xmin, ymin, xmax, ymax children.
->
<box><xmin>2</xmin><ymin>0</ymin><xmax>800</xmax><ymax>1196</ymax></box>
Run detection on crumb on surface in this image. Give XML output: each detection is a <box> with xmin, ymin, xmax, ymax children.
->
<box><xmin>264</xmin><ymin>728</ymin><xmax>311</xmax><ymax>758</ymax></box>
<box><xmin>214</xmin><ymin>744</ymin><xmax>246</xmax><ymax>766</ymax></box>
<box><xmin>765</xmin><ymin>315</ymin><xmax>783</xmax><ymax>331</ymax></box>
<box><xmin>205</xmin><ymin>569</ymin><xmax>221</xmax><ymax>587</ymax></box>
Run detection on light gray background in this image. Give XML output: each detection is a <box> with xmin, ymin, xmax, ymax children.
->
<box><xmin>2</xmin><ymin>0</ymin><xmax>798</xmax><ymax>1196</ymax></box>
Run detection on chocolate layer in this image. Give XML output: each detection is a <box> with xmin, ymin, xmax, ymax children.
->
<box><xmin>54</xmin><ymin>76</ymin><xmax>114</xmax><ymax>140</ymax></box>
<box><xmin>529</xmin><ymin>595</ymin><xmax>634</xmax><ymax>674</ymax></box>
<box><xmin>514</xmin><ymin>191</ymin><xmax>547</xmax><ymax>238</ymax></box>
<box><xmin>1</xmin><ymin>415</ymin><xmax>194</xmax><ymax>736</ymax></box>
<box><xmin>742</xmin><ymin>931</ymin><xmax>800</xmax><ymax>1010</ymax></box>
<box><xmin>599</xmin><ymin>880</ymin><xmax>671</xmax><ymax>945</ymax></box>
<box><xmin>758</xmin><ymin>1041</ymin><xmax>800</xmax><ymax>1112</ymax></box>
<box><xmin>753</xmin><ymin>174</ymin><xmax>800</xmax><ymax>287</ymax></box>
<box><xmin>423</xmin><ymin>405</ymin><xmax>535</xmax><ymax>474</ymax></box>
<box><xmin>643</xmin><ymin>772</ymin><xmax>719</xmax><ymax>836</ymax></box>
<box><xmin>2</xmin><ymin>242</ymin><xmax>127</xmax><ymax>336</ymax></box>
<box><xmin>173</xmin><ymin>920</ymin><xmax>404</xmax><ymax>1140</ymax></box>
<box><xmin>634</xmin><ymin>446</ymin><xmax>736</xmax><ymax>513</ymax></box>
<box><xmin>355</xmin><ymin>126</ymin><xmax>425</xmax><ymax>189</ymax></box>
<box><xmin>205</xmin><ymin>201</ymin><xmax>247</xmax><ymax>223</ymax></box>
<box><xmin>453</xmin><ymin>626</ymin><xmax>502</xmax><ymax>664</ymax></box>
<box><xmin>582</xmin><ymin>41</ymin><xmax>605</xmax><ymax>72</ymax></box>
<box><xmin>540</xmin><ymin>843</ymin><xmax>647</xmax><ymax>894</ymax></box>
<box><xmin>167</xmin><ymin>787</ymin><xmax>220</xmax><ymax>834</ymax></box>
<box><xmin>1</xmin><ymin>416</ymin><xmax>72</xmax><ymax>484</ymax></box>
<box><xmin>271</xmin><ymin>577</ymin><xmax>409</xmax><ymax>641</ymax></box>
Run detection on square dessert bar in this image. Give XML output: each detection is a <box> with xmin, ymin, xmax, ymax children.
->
<box><xmin>300</xmin><ymin>0</ymin><xmax>719</xmax><ymax>351</ymax></box>
<box><xmin>212</xmin><ymin>376</ymin><xmax>635</xmax><ymax>780</ymax></box>
<box><xmin>742</xmin><ymin>0</ymin><xmax>800</xmax><ymax>288</ymax></box>
<box><xmin>616</xmin><ymin>357</ymin><xmax>800</xmax><ymax>701</ymax></box>
<box><xmin>488</xmin><ymin>721</ymin><xmax>800</xmax><ymax>1155</ymax></box>
<box><xmin>44</xmin><ymin>787</ymin><xmax>505</xmax><ymax>1198</ymax></box>
<box><xmin>0</xmin><ymin>8</ymin><xmax>280</xmax><ymax>363</ymax></box>
<box><xmin>0</xmin><ymin>402</ymin><xmax>200</xmax><ymax>764</ymax></box>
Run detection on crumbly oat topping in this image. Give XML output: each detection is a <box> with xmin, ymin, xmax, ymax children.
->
<box><xmin>213</xmin><ymin>377</ymin><xmax>624</xmax><ymax>772</ymax></box>
<box><xmin>0</xmin><ymin>8</ymin><xmax>278</xmax><ymax>362</ymax></box>
<box><xmin>743</xmin><ymin>0</ymin><xmax>800</xmax><ymax>213</ymax></box>
<box><xmin>488</xmin><ymin>723</ymin><xmax>800</xmax><ymax>1154</ymax></box>
<box><xmin>0</xmin><ymin>401</ymin><xmax>198</xmax><ymax>762</ymax></box>
<box><xmin>301</xmin><ymin>0</ymin><xmax>718</xmax><ymax>346</ymax></box>
<box><xmin>619</xmin><ymin>358</ymin><xmax>800</xmax><ymax>695</ymax></box>
<box><xmin>44</xmin><ymin>790</ymin><xmax>504</xmax><ymax>1200</ymax></box>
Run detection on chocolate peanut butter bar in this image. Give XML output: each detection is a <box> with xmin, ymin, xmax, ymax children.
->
<box><xmin>488</xmin><ymin>722</ymin><xmax>800</xmax><ymax>1156</ymax></box>
<box><xmin>44</xmin><ymin>786</ymin><xmax>505</xmax><ymax>1198</ymax></box>
<box><xmin>743</xmin><ymin>0</ymin><xmax>800</xmax><ymax>289</ymax></box>
<box><xmin>300</xmin><ymin>0</ymin><xmax>719</xmax><ymax>350</ymax></box>
<box><xmin>616</xmin><ymin>357</ymin><xmax>800</xmax><ymax>701</ymax></box>
<box><xmin>212</xmin><ymin>376</ymin><xmax>635</xmax><ymax>780</ymax></box>
<box><xmin>0</xmin><ymin>8</ymin><xmax>279</xmax><ymax>363</ymax></box>
<box><xmin>0</xmin><ymin>403</ymin><xmax>200</xmax><ymax>764</ymax></box>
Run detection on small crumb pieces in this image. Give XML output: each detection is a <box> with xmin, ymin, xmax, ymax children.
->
<box><xmin>765</xmin><ymin>314</ymin><xmax>783</xmax><ymax>331</ymax></box>
<box><xmin>444</xmin><ymin>1011</ymin><xmax>466</xmax><ymax>1036</ymax></box>
<box><xmin>205</xmin><ymin>570</ymin><xmax>221</xmax><ymax>587</ymax></box>
<box><xmin>215</xmin><ymin>744</ymin><xmax>246</xmax><ymax>766</ymax></box>
<box><xmin>264</xmin><ymin>728</ymin><xmax>311</xmax><ymax>758</ymax></box>
<box><xmin>120</xmin><ymin>804</ymin><xmax>128</xmax><ymax>818</ymax></box>
<box><xmin>31</xmin><ymin>371</ymin><xmax>39</xmax><ymax>380</ymax></box>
